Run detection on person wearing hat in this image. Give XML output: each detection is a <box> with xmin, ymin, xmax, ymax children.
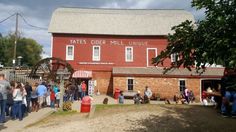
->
<box><xmin>133</xmin><ymin>90</ymin><xmax>142</xmax><ymax>104</ymax></box>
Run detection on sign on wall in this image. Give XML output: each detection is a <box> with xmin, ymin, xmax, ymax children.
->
<box><xmin>88</xmin><ymin>80</ymin><xmax>94</xmax><ymax>96</ymax></box>
<box><xmin>69</xmin><ymin>39</ymin><xmax>148</xmax><ymax>46</ymax></box>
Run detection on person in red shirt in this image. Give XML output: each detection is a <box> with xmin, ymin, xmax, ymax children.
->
<box><xmin>50</xmin><ymin>89</ymin><xmax>55</xmax><ymax>108</ymax></box>
<box><xmin>81</xmin><ymin>81</ymin><xmax>87</xmax><ymax>99</ymax></box>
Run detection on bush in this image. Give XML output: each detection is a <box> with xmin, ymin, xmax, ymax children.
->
<box><xmin>62</xmin><ymin>101</ymin><xmax>72</xmax><ymax>111</ymax></box>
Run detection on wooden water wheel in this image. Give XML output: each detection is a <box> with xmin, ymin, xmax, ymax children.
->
<box><xmin>29</xmin><ymin>57</ymin><xmax>74</xmax><ymax>81</ymax></box>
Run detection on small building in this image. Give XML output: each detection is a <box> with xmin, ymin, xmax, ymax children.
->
<box><xmin>49</xmin><ymin>7</ymin><xmax>224</xmax><ymax>102</ymax></box>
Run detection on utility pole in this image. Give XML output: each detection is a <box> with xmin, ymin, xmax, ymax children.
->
<box><xmin>13</xmin><ymin>13</ymin><xmax>18</xmax><ymax>77</ymax></box>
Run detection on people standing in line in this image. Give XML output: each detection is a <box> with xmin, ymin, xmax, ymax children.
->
<box><xmin>53</xmin><ymin>84</ymin><xmax>59</xmax><ymax>94</ymax></box>
<box><xmin>5</xmin><ymin>81</ymin><xmax>14</xmax><ymax>117</ymax></box>
<box><xmin>144</xmin><ymin>86</ymin><xmax>152</xmax><ymax>104</ymax></box>
<box><xmin>55</xmin><ymin>89</ymin><xmax>60</xmax><ymax>108</ymax></box>
<box><xmin>31</xmin><ymin>83</ymin><xmax>39</xmax><ymax>112</ymax></box>
<box><xmin>78</xmin><ymin>83</ymin><xmax>82</xmax><ymax>100</ymax></box>
<box><xmin>36</xmin><ymin>82</ymin><xmax>47</xmax><ymax>109</ymax></box>
<box><xmin>21</xmin><ymin>83</ymin><xmax>27</xmax><ymax>118</ymax></box>
<box><xmin>24</xmin><ymin>82</ymin><xmax>32</xmax><ymax>113</ymax></box>
<box><xmin>12</xmin><ymin>82</ymin><xmax>24</xmax><ymax>121</ymax></box>
<box><xmin>69</xmin><ymin>83</ymin><xmax>76</xmax><ymax>102</ymax></box>
<box><xmin>74</xmin><ymin>83</ymin><xmax>79</xmax><ymax>101</ymax></box>
<box><xmin>81</xmin><ymin>81</ymin><xmax>87</xmax><ymax>99</ymax></box>
<box><xmin>45</xmin><ymin>85</ymin><xmax>51</xmax><ymax>107</ymax></box>
<box><xmin>118</xmin><ymin>91</ymin><xmax>124</xmax><ymax>104</ymax></box>
<box><xmin>50</xmin><ymin>88</ymin><xmax>55</xmax><ymax>108</ymax></box>
<box><xmin>0</xmin><ymin>73</ymin><xmax>11</xmax><ymax>123</ymax></box>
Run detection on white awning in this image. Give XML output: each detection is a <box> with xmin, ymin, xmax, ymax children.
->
<box><xmin>72</xmin><ymin>70</ymin><xmax>92</xmax><ymax>78</ymax></box>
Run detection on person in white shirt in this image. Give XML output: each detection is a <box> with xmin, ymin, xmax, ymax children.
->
<box><xmin>144</xmin><ymin>86</ymin><xmax>152</xmax><ymax>103</ymax></box>
<box><xmin>12</xmin><ymin>82</ymin><xmax>24</xmax><ymax>121</ymax></box>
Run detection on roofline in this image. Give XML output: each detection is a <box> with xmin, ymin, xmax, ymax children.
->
<box><xmin>57</xmin><ymin>7</ymin><xmax>186</xmax><ymax>11</ymax></box>
<box><xmin>113</xmin><ymin>74</ymin><xmax>223</xmax><ymax>78</ymax></box>
<box><xmin>50</xmin><ymin>32</ymin><xmax>168</xmax><ymax>37</ymax></box>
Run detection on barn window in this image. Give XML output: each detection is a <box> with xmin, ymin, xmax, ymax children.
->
<box><xmin>125</xmin><ymin>47</ymin><xmax>133</xmax><ymax>62</ymax></box>
<box><xmin>93</xmin><ymin>46</ymin><xmax>100</xmax><ymax>61</ymax></box>
<box><xmin>127</xmin><ymin>78</ymin><xmax>134</xmax><ymax>91</ymax></box>
<box><xmin>66</xmin><ymin>45</ymin><xmax>74</xmax><ymax>60</ymax></box>
<box><xmin>171</xmin><ymin>53</ymin><xmax>179</xmax><ymax>63</ymax></box>
<box><xmin>179</xmin><ymin>79</ymin><xmax>186</xmax><ymax>92</ymax></box>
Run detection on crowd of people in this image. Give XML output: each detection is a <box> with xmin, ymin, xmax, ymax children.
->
<box><xmin>0</xmin><ymin>73</ymin><xmax>88</xmax><ymax>124</ymax></box>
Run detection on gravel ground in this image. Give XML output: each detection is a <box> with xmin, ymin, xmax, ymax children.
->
<box><xmin>23</xmin><ymin>104</ymin><xmax>236</xmax><ymax>132</ymax></box>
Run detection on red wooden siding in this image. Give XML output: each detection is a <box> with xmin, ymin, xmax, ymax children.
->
<box><xmin>52</xmin><ymin>34</ymin><xmax>171</xmax><ymax>71</ymax></box>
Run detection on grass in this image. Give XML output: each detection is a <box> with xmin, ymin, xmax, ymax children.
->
<box><xmin>52</xmin><ymin>110</ymin><xmax>77</xmax><ymax>116</ymax></box>
<box><xmin>25</xmin><ymin>110</ymin><xmax>79</xmax><ymax>128</ymax></box>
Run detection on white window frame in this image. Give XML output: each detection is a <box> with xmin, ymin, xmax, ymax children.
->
<box><xmin>66</xmin><ymin>45</ymin><xmax>74</xmax><ymax>60</ymax></box>
<box><xmin>125</xmin><ymin>47</ymin><xmax>133</xmax><ymax>62</ymax></box>
<box><xmin>179</xmin><ymin>79</ymin><xmax>186</xmax><ymax>92</ymax></box>
<box><xmin>93</xmin><ymin>46</ymin><xmax>100</xmax><ymax>61</ymax></box>
<box><xmin>127</xmin><ymin>77</ymin><xmax>134</xmax><ymax>91</ymax></box>
<box><xmin>146</xmin><ymin>48</ymin><xmax>157</xmax><ymax>67</ymax></box>
<box><xmin>171</xmin><ymin>53</ymin><xmax>179</xmax><ymax>63</ymax></box>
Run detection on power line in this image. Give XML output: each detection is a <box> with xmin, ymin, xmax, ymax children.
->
<box><xmin>0</xmin><ymin>13</ymin><xmax>16</xmax><ymax>24</ymax></box>
<box><xmin>18</xmin><ymin>13</ymin><xmax>48</xmax><ymax>30</ymax></box>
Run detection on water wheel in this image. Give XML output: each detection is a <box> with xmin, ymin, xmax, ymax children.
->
<box><xmin>29</xmin><ymin>57</ymin><xmax>74</xmax><ymax>81</ymax></box>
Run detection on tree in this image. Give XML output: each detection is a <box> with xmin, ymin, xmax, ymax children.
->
<box><xmin>0</xmin><ymin>34</ymin><xmax>43</xmax><ymax>66</ymax></box>
<box><xmin>153</xmin><ymin>0</ymin><xmax>236</xmax><ymax>90</ymax></box>
<box><xmin>153</xmin><ymin>0</ymin><xmax>236</xmax><ymax>71</ymax></box>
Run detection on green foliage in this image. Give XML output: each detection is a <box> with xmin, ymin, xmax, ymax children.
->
<box><xmin>153</xmin><ymin>0</ymin><xmax>236</xmax><ymax>70</ymax></box>
<box><xmin>62</xmin><ymin>101</ymin><xmax>72</xmax><ymax>111</ymax></box>
<box><xmin>0</xmin><ymin>34</ymin><xmax>42</xmax><ymax>66</ymax></box>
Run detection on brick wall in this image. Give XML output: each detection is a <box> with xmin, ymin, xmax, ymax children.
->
<box><xmin>93</xmin><ymin>71</ymin><xmax>113</xmax><ymax>95</ymax></box>
<box><xmin>113</xmin><ymin>77</ymin><xmax>201</xmax><ymax>102</ymax></box>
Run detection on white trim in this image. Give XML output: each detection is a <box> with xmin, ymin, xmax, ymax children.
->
<box><xmin>66</xmin><ymin>45</ymin><xmax>74</xmax><ymax>60</ymax></box>
<box><xmin>146</xmin><ymin>48</ymin><xmax>157</xmax><ymax>67</ymax></box>
<box><xmin>92</xmin><ymin>45</ymin><xmax>100</xmax><ymax>61</ymax></box>
<box><xmin>125</xmin><ymin>47</ymin><xmax>133</xmax><ymax>62</ymax></box>
<box><xmin>50</xmin><ymin>35</ymin><xmax>53</xmax><ymax>57</ymax></box>
<box><xmin>171</xmin><ymin>53</ymin><xmax>180</xmax><ymax>63</ymax></box>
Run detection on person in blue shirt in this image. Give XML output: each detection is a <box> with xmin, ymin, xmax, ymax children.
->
<box><xmin>53</xmin><ymin>84</ymin><xmax>59</xmax><ymax>94</ymax></box>
<box><xmin>36</xmin><ymin>82</ymin><xmax>47</xmax><ymax>108</ymax></box>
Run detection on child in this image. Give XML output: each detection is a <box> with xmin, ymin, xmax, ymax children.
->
<box><xmin>50</xmin><ymin>89</ymin><xmax>55</xmax><ymax>108</ymax></box>
<box><xmin>118</xmin><ymin>91</ymin><xmax>124</xmax><ymax>104</ymax></box>
<box><xmin>55</xmin><ymin>89</ymin><xmax>60</xmax><ymax>108</ymax></box>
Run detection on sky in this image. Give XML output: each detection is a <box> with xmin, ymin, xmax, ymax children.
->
<box><xmin>0</xmin><ymin>0</ymin><xmax>205</xmax><ymax>58</ymax></box>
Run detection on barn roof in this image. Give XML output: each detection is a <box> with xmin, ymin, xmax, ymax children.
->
<box><xmin>48</xmin><ymin>7</ymin><xmax>195</xmax><ymax>36</ymax></box>
<box><xmin>112</xmin><ymin>67</ymin><xmax>224</xmax><ymax>78</ymax></box>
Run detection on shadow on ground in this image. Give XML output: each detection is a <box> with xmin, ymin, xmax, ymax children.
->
<box><xmin>125</xmin><ymin>105</ymin><xmax>236</xmax><ymax>132</ymax></box>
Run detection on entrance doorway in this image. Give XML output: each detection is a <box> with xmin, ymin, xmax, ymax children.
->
<box><xmin>201</xmin><ymin>79</ymin><xmax>221</xmax><ymax>101</ymax></box>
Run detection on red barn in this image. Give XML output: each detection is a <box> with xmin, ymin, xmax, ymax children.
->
<box><xmin>49</xmin><ymin>8</ymin><xmax>224</xmax><ymax>102</ymax></box>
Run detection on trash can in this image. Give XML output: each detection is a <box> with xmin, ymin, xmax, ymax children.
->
<box><xmin>80</xmin><ymin>96</ymin><xmax>91</xmax><ymax>113</ymax></box>
<box><xmin>114</xmin><ymin>88</ymin><xmax>120</xmax><ymax>99</ymax></box>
